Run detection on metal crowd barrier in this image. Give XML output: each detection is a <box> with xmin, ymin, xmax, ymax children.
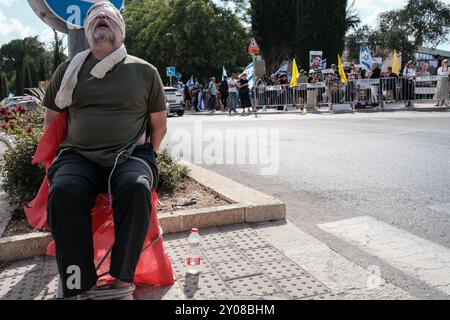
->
<box><xmin>255</xmin><ymin>76</ymin><xmax>449</xmax><ymax>111</ymax></box>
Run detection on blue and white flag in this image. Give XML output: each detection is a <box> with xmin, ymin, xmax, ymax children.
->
<box><xmin>222</xmin><ymin>66</ymin><xmax>228</xmax><ymax>81</ymax></box>
<box><xmin>240</xmin><ymin>63</ymin><xmax>255</xmax><ymax>89</ymax></box>
<box><xmin>187</xmin><ymin>76</ymin><xmax>195</xmax><ymax>88</ymax></box>
<box><xmin>360</xmin><ymin>47</ymin><xmax>374</xmax><ymax>70</ymax></box>
<box><xmin>321</xmin><ymin>58</ymin><xmax>327</xmax><ymax>70</ymax></box>
<box><xmin>275</xmin><ymin>62</ymin><xmax>289</xmax><ymax>76</ymax></box>
<box><xmin>198</xmin><ymin>91</ymin><xmax>205</xmax><ymax>111</ymax></box>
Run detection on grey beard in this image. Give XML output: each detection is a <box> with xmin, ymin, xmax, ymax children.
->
<box><xmin>93</xmin><ymin>28</ymin><xmax>115</xmax><ymax>44</ymax></box>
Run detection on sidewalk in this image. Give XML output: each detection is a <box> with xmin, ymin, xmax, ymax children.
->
<box><xmin>0</xmin><ymin>220</ymin><xmax>415</xmax><ymax>300</ymax></box>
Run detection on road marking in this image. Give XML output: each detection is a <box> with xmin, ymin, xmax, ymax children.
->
<box><xmin>252</xmin><ymin>221</ymin><xmax>414</xmax><ymax>300</ymax></box>
<box><xmin>318</xmin><ymin>216</ymin><xmax>450</xmax><ymax>295</ymax></box>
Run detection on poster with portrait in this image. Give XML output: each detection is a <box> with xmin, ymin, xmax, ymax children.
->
<box><xmin>310</xmin><ymin>51</ymin><xmax>323</xmax><ymax>71</ymax></box>
<box><xmin>416</xmin><ymin>59</ymin><xmax>439</xmax><ymax>76</ymax></box>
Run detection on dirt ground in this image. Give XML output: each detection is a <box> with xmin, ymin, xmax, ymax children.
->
<box><xmin>3</xmin><ymin>177</ymin><xmax>230</xmax><ymax>237</ymax></box>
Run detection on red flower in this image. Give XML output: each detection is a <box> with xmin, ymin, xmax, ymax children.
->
<box><xmin>0</xmin><ymin>107</ymin><xmax>8</xmax><ymax>115</ymax></box>
<box><xmin>1</xmin><ymin>124</ymin><xmax>7</xmax><ymax>131</ymax></box>
<box><xmin>3</xmin><ymin>116</ymin><xmax>9</xmax><ymax>123</ymax></box>
<box><xmin>27</xmin><ymin>127</ymin><xmax>32</xmax><ymax>133</ymax></box>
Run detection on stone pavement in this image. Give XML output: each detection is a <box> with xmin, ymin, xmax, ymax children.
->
<box><xmin>0</xmin><ymin>221</ymin><xmax>416</xmax><ymax>300</ymax></box>
<box><xmin>0</xmin><ymin>222</ymin><xmax>338</xmax><ymax>301</ymax></box>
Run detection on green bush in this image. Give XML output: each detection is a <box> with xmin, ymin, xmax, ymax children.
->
<box><xmin>157</xmin><ymin>148</ymin><xmax>190</xmax><ymax>194</ymax></box>
<box><xmin>0</xmin><ymin>105</ymin><xmax>45</xmax><ymax>206</ymax></box>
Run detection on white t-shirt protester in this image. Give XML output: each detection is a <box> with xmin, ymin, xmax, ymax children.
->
<box><xmin>438</xmin><ymin>67</ymin><xmax>450</xmax><ymax>77</ymax></box>
<box><xmin>228</xmin><ymin>79</ymin><xmax>238</xmax><ymax>93</ymax></box>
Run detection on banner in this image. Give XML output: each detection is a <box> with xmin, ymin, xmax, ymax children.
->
<box><xmin>310</xmin><ymin>51</ymin><xmax>323</xmax><ymax>71</ymax></box>
<box><xmin>416</xmin><ymin>59</ymin><xmax>439</xmax><ymax>76</ymax></box>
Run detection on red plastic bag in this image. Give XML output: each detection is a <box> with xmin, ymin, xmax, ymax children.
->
<box><xmin>24</xmin><ymin>113</ymin><xmax>174</xmax><ymax>287</ymax></box>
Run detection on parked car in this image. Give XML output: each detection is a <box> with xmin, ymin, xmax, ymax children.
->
<box><xmin>164</xmin><ymin>87</ymin><xmax>184</xmax><ymax>117</ymax></box>
<box><xmin>0</xmin><ymin>95</ymin><xmax>40</xmax><ymax>112</ymax></box>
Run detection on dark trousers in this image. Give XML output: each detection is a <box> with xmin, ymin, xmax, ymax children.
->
<box><xmin>208</xmin><ymin>94</ymin><xmax>217</xmax><ymax>111</ymax></box>
<box><xmin>47</xmin><ymin>143</ymin><xmax>158</xmax><ymax>297</ymax></box>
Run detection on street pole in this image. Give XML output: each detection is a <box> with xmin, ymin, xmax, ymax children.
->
<box><xmin>68</xmin><ymin>28</ymin><xmax>89</xmax><ymax>59</ymax></box>
<box><xmin>252</xmin><ymin>54</ymin><xmax>258</xmax><ymax>118</ymax></box>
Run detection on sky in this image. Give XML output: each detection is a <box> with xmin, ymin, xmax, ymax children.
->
<box><xmin>0</xmin><ymin>0</ymin><xmax>449</xmax><ymax>51</ymax></box>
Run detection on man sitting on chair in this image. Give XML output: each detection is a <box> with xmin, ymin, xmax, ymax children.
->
<box><xmin>42</xmin><ymin>1</ymin><xmax>167</xmax><ymax>298</ymax></box>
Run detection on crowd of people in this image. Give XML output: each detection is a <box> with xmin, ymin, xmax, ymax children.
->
<box><xmin>181</xmin><ymin>72</ymin><xmax>255</xmax><ymax>115</ymax></box>
<box><xmin>178</xmin><ymin>59</ymin><xmax>450</xmax><ymax>114</ymax></box>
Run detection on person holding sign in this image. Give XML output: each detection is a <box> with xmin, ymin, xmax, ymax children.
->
<box><xmin>42</xmin><ymin>1</ymin><xmax>169</xmax><ymax>299</ymax></box>
<box><xmin>435</xmin><ymin>59</ymin><xmax>449</xmax><ymax>107</ymax></box>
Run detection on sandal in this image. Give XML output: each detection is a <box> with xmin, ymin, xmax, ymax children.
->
<box><xmin>77</xmin><ymin>283</ymin><xmax>136</xmax><ymax>300</ymax></box>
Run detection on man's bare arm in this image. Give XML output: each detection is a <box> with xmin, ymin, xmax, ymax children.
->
<box><xmin>149</xmin><ymin>110</ymin><xmax>167</xmax><ymax>151</ymax></box>
<box><xmin>44</xmin><ymin>108</ymin><xmax>61</xmax><ymax>130</ymax></box>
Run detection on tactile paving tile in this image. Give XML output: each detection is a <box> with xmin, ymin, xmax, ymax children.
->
<box><xmin>0</xmin><ymin>271</ymin><xmax>42</xmax><ymax>300</ymax></box>
<box><xmin>258</xmin><ymin>260</ymin><xmax>307</xmax><ymax>280</ymax></box>
<box><xmin>243</xmin><ymin>247</ymin><xmax>286</xmax><ymax>264</ymax></box>
<box><xmin>232</xmin><ymin>234</ymin><xmax>271</xmax><ymax>250</ymax></box>
<box><xmin>0</xmin><ymin>257</ymin><xmax>44</xmax><ymax>279</ymax></box>
<box><xmin>35</xmin><ymin>274</ymin><xmax>58</xmax><ymax>300</ymax></box>
<box><xmin>204</xmin><ymin>246</ymin><xmax>246</xmax><ymax>264</ymax></box>
<box><xmin>166</xmin><ymin>245</ymin><xmax>189</xmax><ymax>262</ymax></box>
<box><xmin>213</xmin><ymin>259</ymin><xmax>262</xmax><ymax>281</ymax></box>
<box><xmin>171</xmin><ymin>257</ymin><xmax>214</xmax><ymax>279</ymax></box>
<box><xmin>300</xmin><ymin>292</ymin><xmax>340</xmax><ymax>300</ymax></box>
<box><xmin>163</xmin><ymin>232</ymin><xmax>190</xmax><ymax>248</ymax></box>
<box><xmin>227</xmin><ymin>275</ymin><xmax>281</xmax><ymax>297</ymax></box>
<box><xmin>179</xmin><ymin>272</ymin><xmax>229</xmax><ymax>299</ymax></box>
<box><xmin>275</xmin><ymin>275</ymin><xmax>331</xmax><ymax>299</ymax></box>
<box><xmin>218</xmin><ymin>224</ymin><xmax>258</xmax><ymax>240</ymax></box>
<box><xmin>197</xmin><ymin>232</ymin><xmax>232</xmax><ymax>250</ymax></box>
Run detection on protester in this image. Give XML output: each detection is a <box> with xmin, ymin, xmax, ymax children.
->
<box><xmin>219</xmin><ymin>76</ymin><xmax>229</xmax><ymax>111</ymax></box>
<box><xmin>306</xmin><ymin>70</ymin><xmax>318</xmax><ymax>109</ymax></box>
<box><xmin>384</xmin><ymin>66</ymin><xmax>399</xmax><ymax>101</ymax></box>
<box><xmin>238</xmin><ymin>73</ymin><xmax>252</xmax><ymax>114</ymax></box>
<box><xmin>207</xmin><ymin>77</ymin><xmax>217</xmax><ymax>112</ymax></box>
<box><xmin>183</xmin><ymin>85</ymin><xmax>192</xmax><ymax>111</ymax></box>
<box><xmin>435</xmin><ymin>59</ymin><xmax>450</xmax><ymax>107</ymax></box>
<box><xmin>41</xmin><ymin>2</ymin><xmax>168</xmax><ymax>299</ymax></box>
<box><xmin>227</xmin><ymin>75</ymin><xmax>238</xmax><ymax>113</ymax></box>
<box><xmin>402</xmin><ymin>60</ymin><xmax>416</xmax><ymax>105</ymax></box>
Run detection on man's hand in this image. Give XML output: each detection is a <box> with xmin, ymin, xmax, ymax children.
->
<box><xmin>44</xmin><ymin>108</ymin><xmax>61</xmax><ymax>130</ymax></box>
<box><xmin>149</xmin><ymin>110</ymin><xmax>167</xmax><ymax>151</ymax></box>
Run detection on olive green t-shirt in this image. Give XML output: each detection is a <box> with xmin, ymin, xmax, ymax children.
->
<box><xmin>43</xmin><ymin>53</ymin><xmax>166</xmax><ymax>167</ymax></box>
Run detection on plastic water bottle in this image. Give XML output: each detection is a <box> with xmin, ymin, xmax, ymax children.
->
<box><xmin>186</xmin><ymin>228</ymin><xmax>201</xmax><ymax>274</ymax></box>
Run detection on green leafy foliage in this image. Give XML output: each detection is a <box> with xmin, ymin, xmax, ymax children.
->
<box><xmin>0</xmin><ymin>106</ymin><xmax>45</xmax><ymax>206</ymax></box>
<box><xmin>157</xmin><ymin>148</ymin><xmax>190</xmax><ymax>195</ymax></box>
<box><xmin>124</xmin><ymin>0</ymin><xmax>249</xmax><ymax>83</ymax></box>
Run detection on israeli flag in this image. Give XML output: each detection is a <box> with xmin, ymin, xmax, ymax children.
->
<box><xmin>240</xmin><ymin>63</ymin><xmax>255</xmax><ymax>89</ymax></box>
<box><xmin>360</xmin><ymin>47</ymin><xmax>374</xmax><ymax>70</ymax></box>
<box><xmin>187</xmin><ymin>76</ymin><xmax>195</xmax><ymax>88</ymax></box>
<box><xmin>275</xmin><ymin>62</ymin><xmax>289</xmax><ymax>76</ymax></box>
<box><xmin>321</xmin><ymin>58</ymin><xmax>327</xmax><ymax>70</ymax></box>
<box><xmin>222</xmin><ymin>66</ymin><xmax>228</xmax><ymax>81</ymax></box>
<box><xmin>198</xmin><ymin>91</ymin><xmax>205</xmax><ymax>111</ymax></box>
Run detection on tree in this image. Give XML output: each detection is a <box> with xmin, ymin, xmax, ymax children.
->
<box><xmin>0</xmin><ymin>37</ymin><xmax>45</xmax><ymax>95</ymax></box>
<box><xmin>345</xmin><ymin>0</ymin><xmax>450</xmax><ymax>64</ymax></box>
<box><xmin>0</xmin><ymin>72</ymin><xmax>8</xmax><ymax>100</ymax></box>
<box><xmin>124</xmin><ymin>0</ymin><xmax>248</xmax><ymax>83</ymax></box>
<box><xmin>52</xmin><ymin>29</ymin><xmax>67</xmax><ymax>73</ymax></box>
<box><xmin>297</xmin><ymin>0</ymin><xmax>348</xmax><ymax>68</ymax></box>
<box><xmin>251</xmin><ymin>0</ymin><xmax>297</xmax><ymax>73</ymax></box>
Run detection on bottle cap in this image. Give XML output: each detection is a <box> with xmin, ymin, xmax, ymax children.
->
<box><xmin>192</xmin><ymin>228</ymin><xmax>199</xmax><ymax>233</ymax></box>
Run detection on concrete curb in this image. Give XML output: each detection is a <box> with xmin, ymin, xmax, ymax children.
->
<box><xmin>0</xmin><ymin>233</ymin><xmax>52</xmax><ymax>263</ymax></box>
<box><xmin>0</xmin><ymin>161</ymin><xmax>286</xmax><ymax>263</ymax></box>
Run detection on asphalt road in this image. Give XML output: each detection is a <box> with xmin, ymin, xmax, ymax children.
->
<box><xmin>163</xmin><ymin>111</ymin><xmax>450</xmax><ymax>299</ymax></box>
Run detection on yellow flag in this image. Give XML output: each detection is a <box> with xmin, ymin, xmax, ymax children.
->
<box><xmin>290</xmin><ymin>58</ymin><xmax>299</xmax><ymax>87</ymax></box>
<box><xmin>392</xmin><ymin>50</ymin><xmax>400</xmax><ymax>75</ymax></box>
<box><xmin>338</xmin><ymin>54</ymin><xmax>347</xmax><ymax>84</ymax></box>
